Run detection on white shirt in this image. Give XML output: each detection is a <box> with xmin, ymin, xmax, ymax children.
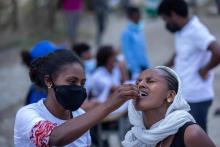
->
<box><xmin>91</xmin><ymin>66</ymin><xmax>127</xmax><ymax>115</ymax></box>
<box><xmin>91</xmin><ymin>66</ymin><xmax>121</xmax><ymax>102</ymax></box>
<box><xmin>174</xmin><ymin>16</ymin><xmax>216</xmax><ymax>103</ymax></box>
<box><xmin>14</xmin><ymin>99</ymin><xmax>91</xmax><ymax>147</ymax></box>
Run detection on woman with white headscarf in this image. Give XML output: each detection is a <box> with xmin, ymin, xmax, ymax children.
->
<box><xmin>122</xmin><ymin>66</ymin><xmax>215</xmax><ymax>147</ymax></box>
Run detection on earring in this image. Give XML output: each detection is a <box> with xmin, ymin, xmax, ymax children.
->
<box><xmin>167</xmin><ymin>98</ymin><xmax>172</xmax><ymax>103</ymax></box>
<box><xmin>48</xmin><ymin>84</ymin><xmax>52</xmax><ymax>89</ymax></box>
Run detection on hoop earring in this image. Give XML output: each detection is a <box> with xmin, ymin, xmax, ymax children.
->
<box><xmin>48</xmin><ymin>84</ymin><xmax>52</xmax><ymax>89</ymax></box>
<box><xmin>167</xmin><ymin>98</ymin><xmax>172</xmax><ymax>103</ymax></box>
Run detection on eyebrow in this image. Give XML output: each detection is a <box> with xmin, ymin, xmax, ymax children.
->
<box><xmin>66</xmin><ymin>76</ymin><xmax>78</xmax><ymax>80</ymax></box>
<box><xmin>68</xmin><ymin>75</ymin><xmax>86</xmax><ymax>81</ymax></box>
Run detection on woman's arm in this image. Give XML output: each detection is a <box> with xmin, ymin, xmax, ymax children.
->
<box><xmin>184</xmin><ymin>124</ymin><xmax>216</xmax><ymax>147</ymax></box>
<box><xmin>49</xmin><ymin>84</ymin><xmax>139</xmax><ymax>146</ymax></box>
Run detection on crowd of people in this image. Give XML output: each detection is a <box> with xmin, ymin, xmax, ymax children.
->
<box><xmin>14</xmin><ymin>0</ymin><xmax>220</xmax><ymax>146</ymax></box>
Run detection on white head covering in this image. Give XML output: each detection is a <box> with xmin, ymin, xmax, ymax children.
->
<box><xmin>122</xmin><ymin>66</ymin><xmax>195</xmax><ymax>147</ymax></box>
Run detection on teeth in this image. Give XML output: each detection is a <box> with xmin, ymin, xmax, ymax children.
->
<box><xmin>140</xmin><ymin>91</ymin><xmax>148</xmax><ymax>96</ymax></box>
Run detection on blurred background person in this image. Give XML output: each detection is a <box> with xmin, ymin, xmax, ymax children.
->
<box><xmin>90</xmin><ymin>45</ymin><xmax>129</xmax><ymax>146</ymax></box>
<box><xmin>91</xmin><ymin>45</ymin><xmax>128</xmax><ymax>103</ymax></box>
<box><xmin>158</xmin><ymin>0</ymin><xmax>220</xmax><ymax>132</ymax></box>
<box><xmin>71</xmin><ymin>42</ymin><xmax>100</xmax><ymax>113</ymax></box>
<box><xmin>58</xmin><ymin>0</ymin><xmax>83</xmax><ymax>45</ymax></box>
<box><xmin>92</xmin><ymin>0</ymin><xmax>109</xmax><ymax>45</ymax></box>
<box><xmin>20</xmin><ymin>40</ymin><xmax>59</xmax><ymax>105</ymax></box>
<box><xmin>121</xmin><ymin>6</ymin><xmax>150</xmax><ymax>80</ymax></box>
<box><xmin>216</xmin><ymin>0</ymin><xmax>220</xmax><ymax>14</ymax></box>
<box><xmin>72</xmin><ymin>43</ymin><xmax>96</xmax><ymax>94</ymax></box>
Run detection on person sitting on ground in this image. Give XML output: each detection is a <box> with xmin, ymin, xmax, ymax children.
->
<box><xmin>122</xmin><ymin>66</ymin><xmax>215</xmax><ymax>147</ymax></box>
<box><xmin>14</xmin><ymin>49</ymin><xmax>139</xmax><ymax>147</ymax></box>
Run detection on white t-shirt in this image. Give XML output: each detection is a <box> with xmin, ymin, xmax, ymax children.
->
<box><xmin>91</xmin><ymin>66</ymin><xmax>121</xmax><ymax>103</ymax></box>
<box><xmin>91</xmin><ymin>66</ymin><xmax>128</xmax><ymax>115</ymax></box>
<box><xmin>14</xmin><ymin>99</ymin><xmax>91</xmax><ymax>147</ymax></box>
<box><xmin>174</xmin><ymin>16</ymin><xmax>216</xmax><ymax>103</ymax></box>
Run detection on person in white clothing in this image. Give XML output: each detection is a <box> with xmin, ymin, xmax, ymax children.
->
<box><xmin>90</xmin><ymin>45</ymin><xmax>129</xmax><ymax>146</ymax></box>
<box><xmin>91</xmin><ymin>45</ymin><xmax>128</xmax><ymax>104</ymax></box>
<box><xmin>122</xmin><ymin>66</ymin><xmax>215</xmax><ymax>147</ymax></box>
<box><xmin>14</xmin><ymin>49</ymin><xmax>139</xmax><ymax>146</ymax></box>
<box><xmin>158</xmin><ymin>0</ymin><xmax>220</xmax><ymax>132</ymax></box>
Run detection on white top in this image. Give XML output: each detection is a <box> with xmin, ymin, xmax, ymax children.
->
<box><xmin>174</xmin><ymin>16</ymin><xmax>216</xmax><ymax>103</ymax></box>
<box><xmin>91</xmin><ymin>66</ymin><xmax>121</xmax><ymax>102</ymax></box>
<box><xmin>14</xmin><ymin>99</ymin><xmax>91</xmax><ymax>147</ymax></box>
<box><xmin>91</xmin><ymin>66</ymin><xmax>127</xmax><ymax>115</ymax></box>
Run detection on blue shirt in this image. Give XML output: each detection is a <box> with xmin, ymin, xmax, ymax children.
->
<box><xmin>121</xmin><ymin>21</ymin><xmax>150</xmax><ymax>76</ymax></box>
<box><xmin>25</xmin><ymin>84</ymin><xmax>46</xmax><ymax>105</ymax></box>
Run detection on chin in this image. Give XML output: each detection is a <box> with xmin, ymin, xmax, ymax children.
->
<box><xmin>134</xmin><ymin>102</ymin><xmax>145</xmax><ymax>111</ymax></box>
<box><xmin>134</xmin><ymin>101</ymin><xmax>154</xmax><ymax>112</ymax></box>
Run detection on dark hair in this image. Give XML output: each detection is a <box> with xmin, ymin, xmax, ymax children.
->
<box><xmin>126</xmin><ymin>6</ymin><xmax>140</xmax><ymax>17</ymax></box>
<box><xmin>158</xmin><ymin>0</ymin><xmax>188</xmax><ymax>18</ymax></box>
<box><xmin>29</xmin><ymin>49</ymin><xmax>83</xmax><ymax>89</ymax></box>
<box><xmin>72</xmin><ymin>43</ymin><xmax>90</xmax><ymax>58</ymax></box>
<box><xmin>158</xmin><ymin>68</ymin><xmax>178</xmax><ymax>93</ymax></box>
<box><xmin>96</xmin><ymin>45</ymin><xmax>114</xmax><ymax>67</ymax></box>
<box><xmin>21</xmin><ymin>50</ymin><xmax>32</xmax><ymax>68</ymax></box>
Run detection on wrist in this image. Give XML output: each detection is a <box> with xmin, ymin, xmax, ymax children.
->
<box><xmin>103</xmin><ymin>97</ymin><xmax>125</xmax><ymax>113</ymax></box>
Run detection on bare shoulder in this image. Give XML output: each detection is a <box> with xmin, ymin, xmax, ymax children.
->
<box><xmin>184</xmin><ymin>124</ymin><xmax>216</xmax><ymax>147</ymax></box>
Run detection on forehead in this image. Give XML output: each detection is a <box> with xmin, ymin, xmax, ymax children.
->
<box><xmin>56</xmin><ymin>63</ymin><xmax>85</xmax><ymax>80</ymax></box>
<box><xmin>139</xmin><ymin>69</ymin><xmax>166</xmax><ymax>80</ymax></box>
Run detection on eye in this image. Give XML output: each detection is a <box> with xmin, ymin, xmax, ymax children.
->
<box><xmin>69</xmin><ymin>80</ymin><xmax>77</xmax><ymax>85</ymax></box>
<box><xmin>147</xmin><ymin>79</ymin><xmax>156</xmax><ymax>83</ymax></box>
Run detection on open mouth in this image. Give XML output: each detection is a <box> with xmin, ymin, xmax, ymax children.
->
<box><xmin>139</xmin><ymin>89</ymin><xmax>148</xmax><ymax>97</ymax></box>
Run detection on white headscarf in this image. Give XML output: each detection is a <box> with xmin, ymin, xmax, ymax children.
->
<box><xmin>122</xmin><ymin>66</ymin><xmax>195</xmax><ymax>147</ymax></box>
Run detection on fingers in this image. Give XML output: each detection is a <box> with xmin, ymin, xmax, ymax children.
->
<box><xmin>118</xmin><ymin>84</ymin><xmax>138</xmax><ymax>91</ymax></box>
<box><xmin>117</xmin><ymin>84</ymin><xmax>140</xmax><ymax>100</ymax></box>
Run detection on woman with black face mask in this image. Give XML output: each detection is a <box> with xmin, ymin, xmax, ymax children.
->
<box><xmin>14</xmin><ymin>49</ymin><xmax>139</xmax><ymax>147</ymax></box>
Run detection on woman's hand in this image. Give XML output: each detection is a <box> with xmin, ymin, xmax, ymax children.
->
<box><xmin>113</xmin><ymin>84</ymin><xmax>139</xmax><ymax>100</ymax></box>
<box><xmin>105</xmin><ymin>84</ymin><xmax>139</xmax><ymax>110</ymax></box>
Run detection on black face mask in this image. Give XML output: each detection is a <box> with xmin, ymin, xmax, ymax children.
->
<box><xmin>53</xmin><ymin>84</ymin><xmax>87</xmax><ymax>111</ymax></box>
<box><xmin>166</xmin><ymin>23</ymin><xmax>181</xmax><ymax>33</ymax></box>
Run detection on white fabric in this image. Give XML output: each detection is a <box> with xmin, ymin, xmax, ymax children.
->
<box><xmin>91</xmin><ymin>66</ymin><xmax>121</xmax><ymax>102</ymax></box>
<box><xmin>174</xmin><ymin>16</ymin><xmax>216</xmax><ymax>103</ymax></box>
<box><xmin>122</xmin><ymin>66</ymin><xmax>195</xmax><ymax>147</ymax></box>
<box><xmin>14</xmin><ymin>99</ymin><xmax>91</xmax><ymax>147</ymax></box>
<box><xmin>91</xmin><ymin>66</ymin><xmax>128</xmax><ymax>115</ymax></box>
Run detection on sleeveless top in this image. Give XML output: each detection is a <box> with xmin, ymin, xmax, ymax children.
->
<box><xmin>170</xmin><ymin>121</ymin><xmax>195</xmax><ymax>147</ymax></box>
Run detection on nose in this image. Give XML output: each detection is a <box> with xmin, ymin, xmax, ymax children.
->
<box><xmin>138</xmin><ymin>80</ymin><xmax>146</xmax><ymax>89</ymax></box>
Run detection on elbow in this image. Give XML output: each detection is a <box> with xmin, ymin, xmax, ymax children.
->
<box><xmin>49</xmin><ymin>134</ymin><xmax>68</xmax><ymax>146</ymax></box>
<box><xmin>49</xmin><ymin>135</ymin><xmax>64</xmax><ymax>146</ymax></box>
<box><xmin>49</xmin><ymin>133</ymin><xmax>79</xmax><ymax>146</ymax></box>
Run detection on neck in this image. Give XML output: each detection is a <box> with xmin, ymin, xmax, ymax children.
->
<box><xmin>142</xmin><ymin>104</ymin><xmax>167</xmax><ymax>129</ymax></box>
<box><xmin>178</xmin><ymin>17</ymin><xmax>190</xmax><ymax>29</ymax></box>
<box><xmin>44</xmin><ymin>89</ymin><xmax>71</xmax><ymax>120</ymax></box>
<box><xmin>106</xmin><ymin>65</ymin><xmax>113</xmax><ymax>73</ymax></box>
